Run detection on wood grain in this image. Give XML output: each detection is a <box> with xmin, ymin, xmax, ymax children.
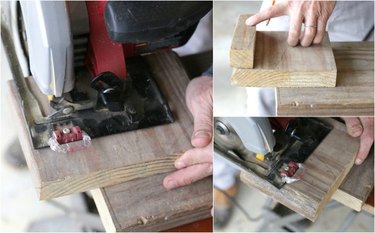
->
<box><xmin>277</xmin><ymin>42</ymin><xmax>374</xmax><ymax>116</ymax></box>
<box><xmin>333</xmin><ymin>146</ymin><xmax>374</xmax><ymax>211</ymax></box>
<box><xmin>92</xmin><ymin>174</ymin><xmax>212</xmax><ymax>232</ymax></box>
<box><xmin>240</xmin><ymin>118</ymin><xmax>359</xmax><ymax>221</ymax></box>
<box><xmin>230</xmin><ymin>14</ymin><xmax>256</xmax><ymax>68</ymax></box>
<box><xmin>8</xmin><ymin>51</ymin><xmax>195</xmax><ymax>200</ymax></box>
<box><xmin>231</xmin><ymin>29</ymin><xmax>337</xmax><ymax>87</ymax></box>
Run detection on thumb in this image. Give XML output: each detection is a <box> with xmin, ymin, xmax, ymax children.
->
<box><xmin>191</xmin><ymin>108</ymin><xmax>212</xmax><ymax>148</ymax></box>
<box><xmin>342</xmin><ymin>117</ymin><xmax>363</xmax><ymax>137</ymax></box>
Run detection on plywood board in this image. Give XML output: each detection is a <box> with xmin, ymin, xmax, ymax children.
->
<box><xmin>240</xmin><ymin>118</ymin><xmax>359</xmax><ymax>221</ymax></box>
<box><xmin>91</xmin><ymin>174</ymin><xmax>212</xmax><ymax>232</ymax></box>
<box><xmin>8</xmin><ymin>51</ymin><xmax>196</xmax><ymax>200</ymax></box>
<box><xmin>333</xmin><ymin>146</ymin><xmax>374</xmax><ymax>211</ymax></box>
<box><xmin>230</xmin><ymin>14</ymin><xmax>256</xmax><ymax>68</ymax></box>
<box><xmin>277</xmin><ymin>42</ymin><xmax>374</xmax><ymax>116</ymax></box>
<box><xmin>230</xmin><ymin>24</ymin><xmax>337</xmax><ymax>87</ymax></box>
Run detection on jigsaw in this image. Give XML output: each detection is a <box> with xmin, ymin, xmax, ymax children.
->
<box><xmin>214</xmin><ymin>117</ymin><xmax>332</xmax><ymax>188</ymax></box>
<box><xmin>2</xmin><ymin>1</ymin><xmax>212</xmax><ymax>152</ymax></box>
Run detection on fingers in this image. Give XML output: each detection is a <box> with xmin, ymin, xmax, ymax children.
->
<box><xmin>246</xmin><ymin>3</ymin><xmax>287</xmax><ymax>26</ymax></box>
<box><xmin>185</xmin><ymin>77</ymin><xmax>213</xmax><ymax>148</ymax></box>
<box><xmin>175</xmin><ymin>144</ymin><xmax>213</xmax><ymax>169</ymax></box>
<box><xmin>356</xmin><ymin>118</ymin><xmax>374</xmax><ymax>165</ymax></box>
<box><xmin>191</xmin><ymin>107</ymin><xmax>213</xmax><ymax>148</ymax></box>
<box><xmin>300</xmin><ymin>13</ymin><xmax>317</xmax><ymax>47</ymax></box>
<box><xmin>342</xmin><ymin>117</ymin><xmax>363</xmax><ymax>137</ymax></box>
<box><xmin>313</xmin><ymin>17</ymin><xmax>328</xmax><ymax>44</ymax></box>
<box><xmin>163</xmin><ymin>163</ymin><xmax>213</xmax><ymax>190</ymax></box>
<box><xmin>288</xmin><ymin>10</ymin><xmax>304</xmax><ymax>46</ymax></box>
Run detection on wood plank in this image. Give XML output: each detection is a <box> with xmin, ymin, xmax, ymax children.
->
<box><xmin>240</xmin><ymin>118</ymin><xmax>359</xmax><ymax>221</ymax></box>
<box><xmin>230</xmin><ymin>14</ymin><xmax>256</xmax><ymax>68</ymax></box>
<box><xmin>362</xmin><ymin>190</ymin><xmax>374</xmax><ymax>214</ymax></box>
<box><xmin>231</xmin><ymin>28</ymin><xmax>337</xmax><ymax>87</ymax></box>
<box><xmin>332</xmin><ymin>146</ymin><xmax>374</xmax><ymax>211</ymax></box>
<box><xmin>92</xmin><ymin>174</ymin><xmax>212</xmax><ymax>232</ymax></box>
<box><xmin>277</xmin><ymin>42</ymin><xmax>374</xmax><ymax>116</ymax></box>
<box><xmin>7</xmin><ymin>51</ymin><xmax>196</xmax><ymax>200</ymax></box>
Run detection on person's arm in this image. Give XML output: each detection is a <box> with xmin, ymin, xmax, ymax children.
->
<box><xmin>163</xmin><ymin>76</ymin><xmax>213</xmax><ymax>190</ymax></box>
<box><xmin>342</xmin><ymin>117</ymin><xmax>374</xmax><ymax>165</ymax></box>
<box><xmin>246</xmin><ymin>0</ymin><xmax>336</xmax><ymax>47</ymax></box>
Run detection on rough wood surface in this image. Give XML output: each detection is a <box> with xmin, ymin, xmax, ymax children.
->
<box><xmin>230</xmin><ymin>14</ymin><xmax>256</xmax><ymax>68</ymax></box>
<box><xmin>8</xmin><ymin>51</ymin><xmax>195</xmax><ymax>200</ymax></box>
<box><xmin>333</xmin><ymin>146</ymin><xmax>374</xmax><ymax>211</ymax></box>
<box><xmin>92</xmin><ymin>174</ymin><xmax>212</xmax><ymax>232</ymax></box>
<box><xmin>231</xmin><ymin>29</ymin><xmax>337</xmax><ymax>87</ymax></box>
<box><xmin>277</xmin><ymin>42</ymin><xmax>374</xmax><ymax>116</ymax></box>
<box><xmin>240</xmin><ymin>118</ymin><xmax>359</xmax><ymax>221</ymax></box>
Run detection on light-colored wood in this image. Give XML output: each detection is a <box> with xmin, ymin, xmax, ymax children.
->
<box><xmin>8</xmin><ymin>51</ymin><xmax>195</xmax><ymax>200</ymax></box>
<box><xmin>277</xmin><ymin>42</ymin><xmax>374</xmax><ymax>116</ymax></box>
<box><xmin>92</xmin><ymin>174</ymin><xmax>212</xmax><ymax>232</ymax></box>
<box><xmin>240</xmin><ymin>118</ymin><xmax>359</xmax><ymax>221</ymax></box>
<box><xmin>362</xmin><ymin>190</ymin><xmax>374</xmax><ymax>214</ymax></box>
<box><xmin>231</xmin><ymin>29</ymin><xmax>337</xmax><ymax>87</ymax></box>
<box><xmin>332</xmin><ymin>146</ymin><xmax>374</xmax><ymax>211</ymax></box>
<box><xmin>230</xmin><ymin>14</ymin><xmax>256</xmax><ymax>68</ymax></box>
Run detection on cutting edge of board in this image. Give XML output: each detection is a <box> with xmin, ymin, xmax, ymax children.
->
<box><xmin>332</xmin><ymin>189</ymin><xmax>363</xmax><ymax>211</ymax></box>
<box><xmin>230</xmin><ymin>14</ymin><xmax>256</xmax><ymax>68</ymax></box>
<box><xmin>231</xmin><ymin>68</ymin><xmax>337</xmax><ymax>87</ymax></box>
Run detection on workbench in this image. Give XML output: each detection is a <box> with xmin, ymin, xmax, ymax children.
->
<box><xmin>7</xmin><ymin>48</ymin><xmax>213</xmax><ymax>231</ymax></box>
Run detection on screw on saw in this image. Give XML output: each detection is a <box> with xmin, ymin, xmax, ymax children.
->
<box><xmin>62</xmin><ymin>128</ymin><xmax>71</xmax><ymax>134</ymax></box>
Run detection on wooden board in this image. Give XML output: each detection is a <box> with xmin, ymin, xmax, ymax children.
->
<box><xmin>332</xmin><ymin>146</ymin><xmax>374</xmax><ymax>211</ymax></box>
<box><xmin>230</xmin><ymin>14</ymin><xmax>256</xmax><ymax>68</ymax></box>
<box><xmin>91</xmin><ymin>174</ymin><xmax>212</xmax><ymax>232</ymax></box>
<box><xmin>362</xmin><ymin>190</ymin><xmax>374</xmax><ymax>214</ymax></box>
<box><xmin>8</xmin><ymin>51</ymin><xmax>197</xmax><ymax>200</ymax></box>
<box><xmin>240</xmin><ymin>118</ymin><xmax>359</xmax><ymax>221</ymax></box>
<box><xmin>230</xmin><ymin>20</ymin><xmax>337</xmax><ymax>87</ymax></box>
<box><xmin>277</xmin><ymin>42</ymin><xmax>374</xmax><ymax>116</ymax></box>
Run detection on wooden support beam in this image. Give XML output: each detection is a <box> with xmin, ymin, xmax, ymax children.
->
<box><xmin>276</xmin><ymin>42</ymin><xmax>374</xmax><ymax>116</ymax></box>
<box><xmin>230</xmin><ymin>14</ymin><xmax>256</xmax><ymax>68</ymax></box>
<box><xmin>240</xmin><ymin>118</ymin><xmax>359</xmax><ymax>221</ymax></box>
<box><xmin>8</xmin><ymin>51</ymin><xmax>197</xmax><ymax>200</ymax></box>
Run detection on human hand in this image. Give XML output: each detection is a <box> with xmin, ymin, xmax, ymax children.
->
<box><xmin>342</xmin><ymin>117</ymin><xmax>374</xmax><ymax>165</ymax></box>
<box><xmin>246</xmin><ymin>0</ymin><xmax>336</xmax><ymax>47</ymax></box>
<box><xmin>163</xmin><ymin>76</ymin><xmax>213</xmax><ymax>190</ymax></box>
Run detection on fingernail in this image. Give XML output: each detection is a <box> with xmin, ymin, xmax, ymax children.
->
<box><xmin>166</xmin><ymin>180</ymin><xmax>177</xmax><ymax>190</ymax></box>
<box><xmin>175</xmin><ymin>160</ymin><xmax>185</xmax><ymax>169</ymax></box>
<box><xmin>193</xmin><ymin>130</ymin><xmax>210</xmax><ymax>138</ymax></box>
<box><xmin>355</xmin><ymin>158</ymin><xmax>363</xmax><ymax>165</ymax></box>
